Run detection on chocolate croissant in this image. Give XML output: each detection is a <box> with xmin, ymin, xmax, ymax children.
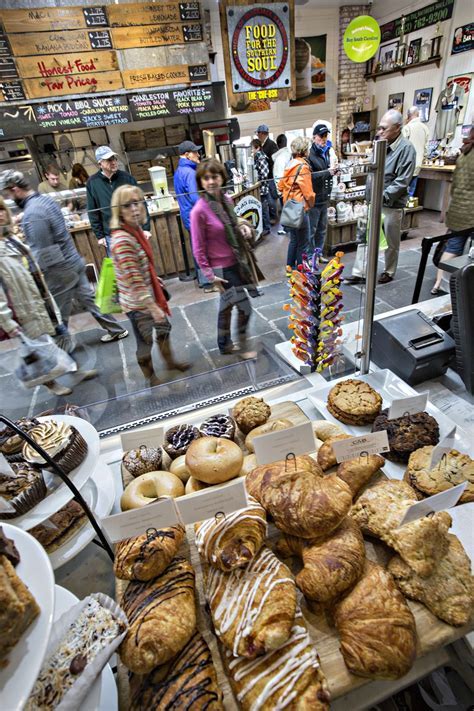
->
<box><xmin>336</xmin><ymin>453</ymin><xmax>385</xmax><ymax>497</ymax></box>
<box><xmin>333</xmin><ymin>561</ymin><xmax>416</xmax><ymax>679</ymax></box>
<box><xmin>276</xmin><ymin>518</ymin><xmax>365</xmax><ymax>604</ymax></box>
<box><xmin>129</xmin><ymin>630</ymin><xmax>224</xmax><ymax>710</ymax></box>
<box><xmin>205</xmin><ymin>546</ymin><xmax>296</xmax><ymax>658</ymax></box>
<box><xmin>260</xmin><ymin>468</ymin><xmax>352</xmax><ymax>539</ymax></box>
<box><xmin>222</xmin><ymin>611</ymin><xmax>330</xmax><ymax>710</ymax></box>
<box><xmin>195</xmin><ymin>497</ymin><xmax>266</xmax><ymax>572</ymax></box>
<box><xmin>114</xmin><ymin>525</ymin><xmax>185</xmax><ymax>581</ymax></box>
<box><xmin>120</xmin><ymin>557</ymin><xmax>196</xmax><ymax>674</ymax></box>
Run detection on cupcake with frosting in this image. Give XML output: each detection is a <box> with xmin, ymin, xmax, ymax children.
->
<box><xmin>22</xmin><ymin>420</ymin><xmax>88</xmax><ymax>474</ymax></box>
<box><xmin>0</xmin><ymin>462</ymin><xmax>46</xmax><ymax>518</ymax></box>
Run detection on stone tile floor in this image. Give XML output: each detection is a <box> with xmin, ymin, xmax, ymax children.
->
<box><xmin>0</xmin><ymin>210</ymin><xmax>449</xmax><ymax>425</ymax></box>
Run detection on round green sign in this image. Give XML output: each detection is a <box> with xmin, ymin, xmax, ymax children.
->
<box><xmin>343</xmin><ymin>15</ymin><xmax>381</xmax><ymax>63</ymax></box>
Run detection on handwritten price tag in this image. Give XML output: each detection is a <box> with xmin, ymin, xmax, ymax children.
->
<box><xmin>253</xmin><ymin>422</ymin><xmax>316</xmax><ymax>466</ymax></box>
<box><xmin>100</xmin><ymin>497</ymin><xmax>179</xmax><ymax>543</ymax></box>
<box><xmin>331</xmin><ymin>431</ymin><xmax>390</xmax><ymax>463</ymax></box>
<box><xmin>388</xmin><ymin>392</ymin><xmax>428</xmax><ymax>420</ymax></box>
<box><xmin>120</xmin><ymin>426</ymin><xmax>164</xmax><ymax>452</ymax></box>
<box><xmin>398</xmin><ymin>481</ymin><xmax>467</xmax><ymax>527</ymax></box>
<box><xmin>430</xmin><ymin>427</ymin><xmax>456</xmax><ymax>468</ymax></box>
<box><xmin>175</xmin><ymin>478</ymin><xmax>248</xmax><ymax>525</ymax></box>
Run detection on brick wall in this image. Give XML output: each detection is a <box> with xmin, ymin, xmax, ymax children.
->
<box><xmin>336</xmin><ymin>5</ymin><xmax>370</xmax><ymax>152</ymax></box>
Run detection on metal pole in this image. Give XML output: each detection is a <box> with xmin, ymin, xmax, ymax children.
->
<box><xmin>360</xmin><ymin>139</ymin><xmax>387</xmax><ymax>374</ymax></box>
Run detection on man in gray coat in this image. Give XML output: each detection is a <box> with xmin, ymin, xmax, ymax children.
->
<box><xmin>346</xmin><ymin>110</ymin><xmax>416</xmax><ymax>284</ymax></box>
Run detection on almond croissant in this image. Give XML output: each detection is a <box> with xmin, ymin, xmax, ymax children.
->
<box><xmin>276</xmin><ymin>518</ymin><xmax>365</xmax><ymax>603</ymax></box>
<box><xmin>333</xmin><ymin>561</ymin><xmax>417</xmax><ymax>679</ymax></box>
<box><xmin>205</xmin><ymin>546</ymin><xmax>296</xmax><ymax>658</ymax></box>
<box><xmin>195</xmin><ymin>496</ymin><xmax>266</xmax><ymax>572</ymax></box>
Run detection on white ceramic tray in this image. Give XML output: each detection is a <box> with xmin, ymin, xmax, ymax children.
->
<box><xmin>53</xmin><ymin>585</ymin><xmax>117</xmax><ymax>711</ymax></box>
<box><xmin>49</xmin><ymin>464</ymin><xmax>115</xmax><ymax>570</ymax></box>
<box><xmin>306</xmin><ymin>369</ymin><xmax>473</xmax><ymax>480</ymax></box>
<box><xmin>12</xmin><ymin>415</ymin><xmax>100</xmax><ymax>531</ymax></box>
<box><xmin>0</xmin><ymin>523</ymin><xmax>55</xmax><ymax>711</ymax></box>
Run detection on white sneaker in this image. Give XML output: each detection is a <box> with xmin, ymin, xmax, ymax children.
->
<box><xmin>100</xmin><ymin>329</ymin><xmax>128</xmax><ymax>343</ymax></box>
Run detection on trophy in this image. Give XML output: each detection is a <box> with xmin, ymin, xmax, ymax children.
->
<box><xmin>430</xmin><ymin>22</ymin><xmax>443</xmax><ymax>58</ymax></box>
<box><xmin>395</xmin><ymin>16</ymin><xmax>408</xmax><ymax>67</ymax></box>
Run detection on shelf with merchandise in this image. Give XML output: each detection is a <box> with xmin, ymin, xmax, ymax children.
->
<box><xmin>365</xmin><ymin>55</ymin><xmax>442</xmax><ymax>81</ymax></box>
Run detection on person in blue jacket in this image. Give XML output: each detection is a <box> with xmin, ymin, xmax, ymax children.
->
<box><xmin>173</xmin><ymin>141</ymin><xmax>216</xmax><ymax>292</ymax></box>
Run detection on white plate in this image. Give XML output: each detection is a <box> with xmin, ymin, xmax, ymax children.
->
<box><xmin>306</xmin><ymin>369</ymin><xmax>473</xmax><ymax>480</ymax></box>
<box><xmin>53</xmin><ymin>586</ymin><xmax>117</xmax><ymax>711</ymax></box>
<box><xmin>49</xmin><ymin>464</ymin><xmax>115</xmax><ymax>570</ymax></box>
<box><xmin>0</xmin><ymin>523</ymin><xmax>54</xmax><ymax>711</ymax></box>
<box><xmin>12</xmin><ymin>415</ymin><xmax>100</xmax><ymax>530</ymax></box>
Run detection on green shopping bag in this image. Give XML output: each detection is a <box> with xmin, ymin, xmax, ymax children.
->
<box><xmin>95</xmin><ymin>258</ymin><xmax>122</xmax><ymax>314</ymax></box>
<box><xmin>366</xmin><ymin>207</ymin><xmax>388</xmax><ymax>251</ymax></box>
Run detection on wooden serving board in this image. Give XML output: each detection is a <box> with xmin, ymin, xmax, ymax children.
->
<box><xmin>115</xmin><ymin>407</ymin><xmax>473</xmax><ymax>709</ymax></box>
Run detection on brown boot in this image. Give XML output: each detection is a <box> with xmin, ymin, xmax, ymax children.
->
<box><xmin>137</xmin><ymin>356</ymin><xmax>158</xmax><ymax>385</ymax></box>
<box><xmin>157</xmin><ymin>337</ymin><xmax>191</xmax><ymax>372</ymax></box>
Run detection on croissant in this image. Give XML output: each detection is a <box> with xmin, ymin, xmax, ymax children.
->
<box><xmin>317</xmin><ymin>434</ymin><xmax>351</xmax><ymax>471</ymax></box>
<box><xmin>114</xmin><ymin>525</ymin><xmax>185</xmax><ymax>581</ymax></box>
<box><xmin>205</xmin><ymin>546</ymin><xmax>296</xmax><ymax>658</ymax></box>
<box><xmin>120</xmin><ymin>557</ymin><xmax>196</xmax><ymax>673</ymax></box>
<box><xmin>195</xmin><ymin>497</ymin><xmax>266</xmax><ymax>572</ymax></box>
<box><xmin>389</xmin><ymin>534</ymin><xmax>474</xmax><ymax>627</ymax></box>
<box><xmin>246</xmin><ymin>454</ymin><xmax>319</xmax><ymax>503</ymax></box>
<box><xmin>333</xmin><ymin>561</ymin><xmax>416</xmax><ymax>679</ymax></box>
<box><xmin>351</xmin><ymin>480</ymin><xmax>452</xmax><ymax>577</ymax></box>
<box><xmin>336</xmin><ymin>454</ymin><xmax>385</xmax><ymax>497</ymax></box>
<box><xmin>260</xmin><ymin>469</ymin><xmax>352</xmax><ymax>538</ymax></box>
<box><xmin>222</xmin><ymin>611</ymin><xmax>330</xmax><ymax>710</ymax></box>
<box><xmin>129</xmin><ymin>630</ymin><xmax>224</xmax><ymax>710</ymax></box>
<box><xmin>276</xmin><ymin>518</ymin><xmax>365</xmax><ymax>603</ymax></box>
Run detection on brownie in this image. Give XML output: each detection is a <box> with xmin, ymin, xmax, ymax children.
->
<box><xmin>0</xmin><ymin>526</ymin><xmax>20</xmax><ymax>566</ymax></box>
<box><xmin>372</xmin><ymin>410</ymin><xmax>440</xmax><ymax>463</ymax></box>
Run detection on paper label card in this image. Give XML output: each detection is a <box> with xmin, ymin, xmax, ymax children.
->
<box><xmin>120</xmin><ymin>426</ymin><xmax>164</xmax><ymax>452</ymax></box>
<box><xmin>398</xmin><ymin>481</ymin><xmax>467</xmax><ymax>527</ymax></box>
<box><xmin>0</xmin><ymin>453</ymin><xmax>15</xmax><ymax>476</ymax></box>
<box><xmin>253</xmin><ymin>422</ymin><xmax>316</xmax><ymax>466</ymax></box>
<box><xmin>176</xmin><ymin>478</ymin><xmax>249</xmax><ymax>525</ymax></box>
<box><xmin>100</xmin><ymin>497</ymin><xmax>179</xmax><ymax>543</ymax></box>
<box><xmin>332</xmin><ymin>431</ymin><xmax>390</xmax><ymax>463</ymax></box>
<box><xmin>388</xmin><ymin>392</ymin><xmax>428</xmax><ymax>420</ymax></box>
<box><xmin>430</xmin><ymin>427</ymin><xmax>456</xmax><ymax>468</ymax></box>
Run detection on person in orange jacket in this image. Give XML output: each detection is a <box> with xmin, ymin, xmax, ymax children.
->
<box><xmin>278</xmin><ymin>137</ymin><xmax>315</xmax><ymax>268</ymax></box>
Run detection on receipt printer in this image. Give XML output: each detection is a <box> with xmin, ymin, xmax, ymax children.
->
<box><xmin>371</xmin><ymin>311</ymin><xmax>455</xmax><ymax>385</ymax></box>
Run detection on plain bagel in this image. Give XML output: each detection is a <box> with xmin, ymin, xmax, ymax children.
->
<box><xmin>169</xmin><ymin>455</ymin><xmax>192</xmax><ymax>482</ymax></box>
<box><xmin>186</xmin><ymin>436</ymin><xmax>243</xmax><ymax>484</ymax></box>
<box><xmin>245</xmin><ymin>418</ymin><xmax>294</xmax><ymax>453</ymax></box>
<box><xmin>185</xmin><ymin>476</ymin><xmax>209</xmax><ymax>494</ymax></box>
<box><xmin>120</xmin><ymin>471</ymin><xmax>185</xmax><ymax>511</ymax></box>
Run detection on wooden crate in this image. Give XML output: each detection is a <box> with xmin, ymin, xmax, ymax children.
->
<box><xmin>165</xmin><ymin>123</ymin><xmax>187</xmax><ymax>145</ymax></box>
<box><xmin>144</xmin><ymin>127</ymin><xmax>166</xmax><ymax>148</ymax></box>
<box><xmin>129</xmin><ymin>160</ymin><xmax>151</xmax><ymax>181</ymax></box>
<box><xmin>122</xmin><ymin>131</ymin><xmax>146</xmax><ymax>151</ymax></box>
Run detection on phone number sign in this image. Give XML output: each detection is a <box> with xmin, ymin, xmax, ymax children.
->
<box><xmin>227</xmin><ymin>4</ymin><xmax>291</xmax><ymax>92</ymax></box>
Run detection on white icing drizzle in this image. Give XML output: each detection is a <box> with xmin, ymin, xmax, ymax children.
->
<box><xmin>226</xmin><ymin>615</ymin><xmax>320</xmax><ymax>710</ymax></box>
<box><xmin>195</xmin><ymin>497</ymin><xmax>267</xmax><ymax>563</ymax></box>
<box><xmin>206</xmin><ymin>547</ymin><xmax>293</xmax><ymax>656</ymax></box>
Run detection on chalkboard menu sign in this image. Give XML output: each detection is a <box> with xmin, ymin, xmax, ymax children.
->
<box><xmin>0</xmin><ymin>31</ymin><xmax>18</xmax><ymax>81</ymax></box>
<box><xmin>0</xmin><ymin>79</ymin><xmax>26</xmax><ymax>101</ymax></box>
<box><xmin>88</xmin><ymin>30</ymin><xmax>113</xmax><ymax>49</ymax></box>
<box><xmin>83</xmin><ymin>7</ymin><xmax>108</xmax><ymax>28</ymax></box>
<box><xmin>129</xmin><ymin>85</ymin><xmax>215</xmax><ymax>120</ymax></box>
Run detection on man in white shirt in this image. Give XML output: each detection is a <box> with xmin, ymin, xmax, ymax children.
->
<box><xmin>402</xmin><ymin>106</ymin><xmax>429</xmax><ymax>195</ymax></box>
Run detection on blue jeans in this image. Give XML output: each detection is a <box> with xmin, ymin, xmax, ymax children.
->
<box><xmin>261</xmin><ymin>193</ymin><xmax>271</xmax><ymax>233</ymax></box>
<box><xmin>287</xmin><ymin>213</ymin><xmax>311</xmax><ymax>268</ymax></box>
<box><xmin>408</xmin><ymin>176</ymin><xmax>418</xmax><ymax>196</ymax></box>
<box><xmin>309</xmin><ymin>203</ymin><xmax>329</xmax><ymax>251</ymax></box>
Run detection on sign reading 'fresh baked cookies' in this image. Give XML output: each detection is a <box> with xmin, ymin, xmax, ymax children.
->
<box><xmin>398</xmin><ymin>481</ymin><xmax>467</xmax><ymax>527</ymax></box>
<box><xmin>253</xmin><ymin>421</ymin><xmax>316</xmax><ymax>466</ymax></box>
<box><xmin>331</xmin><ymin>430</ymin><xmax>389</xmax><ymax>463</ymax></box>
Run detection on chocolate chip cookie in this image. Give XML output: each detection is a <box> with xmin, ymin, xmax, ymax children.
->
<box><xmin>372</xmin><ymin>410</ymin><xmax>440</xmax><ymax>463</ymax></box>
<box><xmin>405</xmin><ymin>446</ymin><xmax>474</xmax><ymax>503</ymax></box>
<box><xmin>327</xmin><ymin>379</ymin><xmax>382</xmax><ymax>425</ymax></box>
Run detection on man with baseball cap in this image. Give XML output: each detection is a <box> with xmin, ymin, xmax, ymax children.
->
<box><xmin>256</xmin><ymin>124</ymin><xmax>279</xmax><ymax>222</ymax></box>
<box><xmin>86</xmin><ymin>145</ymin><xmax>149</xmax><ymax>253</ymax></box>
<box><xmin>308</xmin><ymin>123</ymin><xmax>338</xmax><ymax>261</ymax></box>
<box><xmin>173</xmin><ymin>140</ymin><xmax>215</xmax><ymax>292</ymax></box>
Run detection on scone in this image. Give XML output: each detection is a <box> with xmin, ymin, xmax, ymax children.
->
<box><xmin>232</xmin><ymin>396</ymin><xmax>271</xmax><ymax>434</ymax></box>
<box><xmin>372</xmin><ymin>410</ymin><xmax>440</xmax><ymax>463</ymax></box>
<box><xmin>327</xmin><ymin>379</ymin><xmax>382</xmax><ymax>425</ymax></box>
<box><xmin>405</xmin><ymin>446</ymin><xmax>473</xmax><ymax>503</ymax></box>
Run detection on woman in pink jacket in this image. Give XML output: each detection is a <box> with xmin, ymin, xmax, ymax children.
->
<box><xmin>190</xmin><ymin>159</ymin><xmax>263</xmax><ymax>359</ymax></box>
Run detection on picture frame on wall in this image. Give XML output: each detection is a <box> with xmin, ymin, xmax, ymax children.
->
<box><xmin>378</xmin><ymin>41</ymin><xmax>399</xmax><ymax>71</ymax></box>
<box><xmin>407</xmin><ymin>38</ymin><xmax>422</xmax><ymax>65</ymax></box>
<box><xmin>413</xmin><ymin>87</ymin><xmax>433</xmax><ymax>122</ymax></box>
<box><xmin>388</xmin><ymin>92</ymin><xmax>404</xmax><ymax>114</ymax></box>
